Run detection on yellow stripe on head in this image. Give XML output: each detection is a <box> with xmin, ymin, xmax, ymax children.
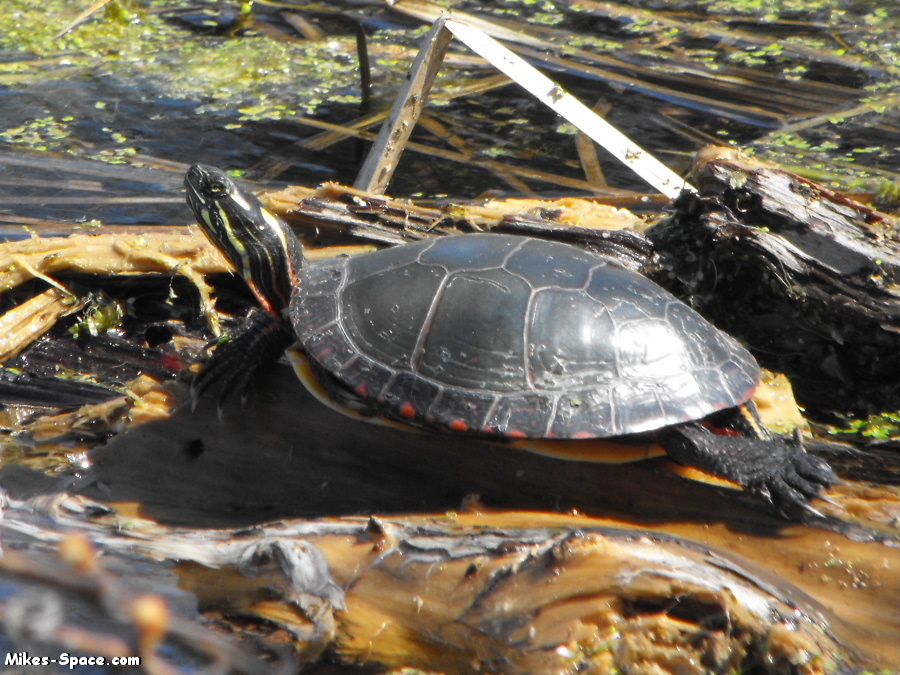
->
<box><xmin>213</xmin><ymin>199</ymin><xmax>253</xmax><ymax>280</ymax></box>
<box><xmin>184</xmin><ymin>164</ymin><xmax>305</xmax><ymax>318</ymax></box>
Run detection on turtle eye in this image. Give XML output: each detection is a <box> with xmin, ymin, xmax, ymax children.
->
<box><xmin>207</xmin><ymin>180</ymin><xmax>228</xmax><ymax>198</ymax></box>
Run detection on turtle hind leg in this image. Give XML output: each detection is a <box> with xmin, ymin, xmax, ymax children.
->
<box><xmin>190</xmin><ymin>308</ymin><xmax>294</xmax><ymax>410</ymax></box>
<box><xmin>659</xmin><ymin>422</ymin><xmax>837</xmax><ymax>513</ymax></box>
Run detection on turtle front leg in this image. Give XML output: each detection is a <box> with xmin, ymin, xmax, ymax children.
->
<box><xmin>659</xmin><ymin>422</ymin><xmax>837</xmax><ymax>513</ymax></box>
<box><xmin>191</xmin><ymin>308</ymin><xmax>294</xmax><ymax>409</ymax></box>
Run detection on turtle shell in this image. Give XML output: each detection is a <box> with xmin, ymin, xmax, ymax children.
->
<box><xmin>290</xmin><ymin>234</ymin><xmax>760</xmax><ymax>439</ymax></box>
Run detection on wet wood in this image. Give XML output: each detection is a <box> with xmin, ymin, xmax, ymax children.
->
<box><xmin>0</xmin><ymin>288</ymin><xmax>85</xmax><ymax>361</ymax></box>
<box><xmin>649</xmin><ymin>147</ymin><xmax>900</xmax><ymax>415</ymax></box>
<box><xmin>354</xmin><ymin>17</ymin><xmax>453</xmax><ymax>193</ymax></box>
<box><xmin>2</xmin><ymin>0</ymin><xmax>899</xmax><ymax>670</ymax></box>
<box><xmin>0</xmin><ymin>230</ymin><xmax>226</xmax><ymax>281</ymax></box>
<box><xmin>0</xmin><ymin>229</ymin><xmax>227</xmax><ymax>335</ymax></box>
<box><xmin>265</xmin><ymin>182</ymin><xmax>654</xmax><ymax>269</ymax></box>
<box><xmin>0</xmin><ymin>477</ymin><xmax>880</xmax><ymax>674</ymax></box>
<box><xmin>0</xmin><ymin>520</ymin><xmax>284</xmax><ymax>675</ymax></box>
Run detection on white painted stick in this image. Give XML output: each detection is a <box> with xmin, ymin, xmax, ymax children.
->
<box><xmin>444</xmin><ymin>19</ymin><xmax>696</xmax><ymax>198</ymax></box>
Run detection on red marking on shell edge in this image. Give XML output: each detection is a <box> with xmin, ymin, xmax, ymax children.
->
<box><xmin>573</xmin><ymin>431</ymin><xmax>595</xmax><ymax>440</ymax></box>
<box><xmin>701</xmin><ymin>421</ymin><xmax>742</xmax><ymax>437</ymax></box>
<box><xmin>400</xmin><ymin>402</ymin><xmax>416</xmax><ymax>418</ymax></box>
<box><xmin>506</xmin><ymin>430</ymin><xmax>528</xmax><ymax>439</ymax></box>
<box><xmin>355</xmin><ymin>382</ymin><xmax>368</xmax><ymax>397</ymax></box>
<box><xmin>449</xmin><ymin>419</ymin><xmax>468</xmax><ymax>432</ymax></box>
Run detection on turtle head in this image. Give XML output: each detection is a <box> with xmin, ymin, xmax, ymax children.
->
<box><xmin>184</xmin><ymin>164</ymin><xmax>304</xmax><ymax>318</ymax></box>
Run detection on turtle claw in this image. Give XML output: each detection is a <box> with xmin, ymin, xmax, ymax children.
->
<box><xmin>797</xmin><ymin>500</ymin><xmax>826</xmax><ymax>519</ymax></box>
<box><xmin>810</xmin><ymin>491</ymin><xmax>841</xmax><ymax>508</ymax></box>
<box><xmin>216</xmin><ymin>401</ymin><xmax>228</xmax><ymax>422</ymax></box>
<box><xmin>661</xmin><ymin>423</ymin><xmax>838</xmax><ymax>515</ymax></box>
<box><xmin>754</xmin><ymin>442</ymin><xmax>837</xmax><ymax>513</ymax></box>
<box><xmin>755</xmin><ymin>445</ymin><xmax>838</xmax><ymax>515</ymax></box>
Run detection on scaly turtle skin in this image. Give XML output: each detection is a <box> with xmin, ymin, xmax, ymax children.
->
<box><xmin>184</xmin><ymin>164</ymin><xmax>836</xmax><ymax>512</ymax></box>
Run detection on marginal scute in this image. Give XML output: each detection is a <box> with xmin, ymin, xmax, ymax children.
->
<box><xmin>300</xmin><ymin>257</ymin><xmax>346</xmax><ymax>295</ymax></box>
<box><xmin>551</xmin><ymin>389</ymin><xmax>615</xmax><ymax>437</ymax></box>
<box><xmin>484</xmin><ymin>391</ymin><xmax>556</xmax><ymax>437</ymax></box>
<box><xmin>379</xmin><ymin>372</ymin><xmax>441</xmax><ymax>418</ymax></box>
<box><xmin>334</xmin><ymin>354</ymin><xmax>395</xmax><ymax>402</ymax></box>
<box><xmin>427</xmin><ymin>388</ymin><xmax>498</xmax><ymax>433</ymax></box>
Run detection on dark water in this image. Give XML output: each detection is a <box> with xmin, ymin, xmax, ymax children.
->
<box><xmin>1</xmin><ymin>0</ymin><xmax>892</xmax><ymax>229</ymax></box>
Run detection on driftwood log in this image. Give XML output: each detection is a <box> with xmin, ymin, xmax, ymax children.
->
<box><xmin>0</xmin><ymin>489</ymin><xmax>864</xmax><ymax>675</ymax></box>
<box><xmin>650</xmin><ymin>147</ymin><xmax>900</xmax><ymax>419</ymax></box>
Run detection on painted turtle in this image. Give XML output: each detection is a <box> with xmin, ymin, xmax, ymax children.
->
<box><xmin>184</xmin><ymin>165</ymin><xmax>835</xmax><ymax>512</ymax></box>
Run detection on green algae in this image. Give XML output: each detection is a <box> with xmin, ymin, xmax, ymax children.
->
<box><xmin>834</xmin><ymin>412</ymin><xmax>900</xmax><ymax>442</ymax></box>
<box><xmin>0</xmin><ymin>0</ymin><xmax>366</xmax><ymax>117</ymax></box>
<box><xmin>0</xmin><ymin>0</ymin><xmax>898</xmax><ymax>203</ymax></box>
<box><xmin>0</xmin><ymin>116</ymin><xmax>76</xmax><ymax>152</ymax></box>
<box><xmin>0</xmin><ymin>3</ymin><xmax>351</xmax><ymax>160</ymax></box>
<box><xmin>69</xmin><ymin>295</ymin><xmax>127</xmax><ymax>340</ymax></box>
<box><xmin>0</xmin><ymin>0</ymin><xmax>190</xmax><ymax>74</ymax></box>
<box><xmin>0</xmin><ymin>0</ymin><xmax>505</xmax><ymax>176</ymax></box>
